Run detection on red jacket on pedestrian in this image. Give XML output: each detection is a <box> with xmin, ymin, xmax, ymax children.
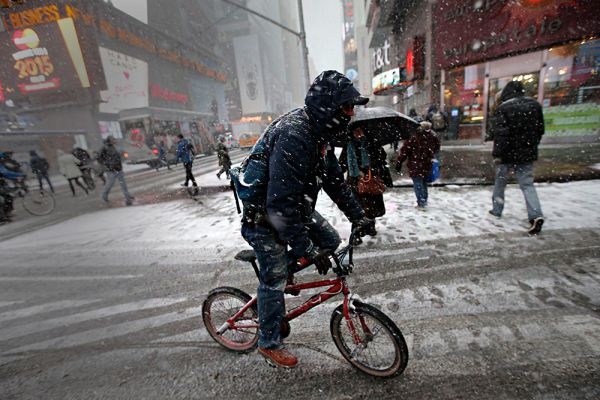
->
<box><xmin>396</xmin><ymin>127</ymin><xmax>440</xmax><ymax>178</ymax></box>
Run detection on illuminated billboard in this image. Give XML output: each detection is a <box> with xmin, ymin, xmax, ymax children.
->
<box><xmin>98</xmin><ymin>46</ymin><xmax>148</xmax><ymax>114</ymax></box>
<box><xmin>372</xmin><ymin>67</ymin><xmax>407</xmax><ymax>95</ymax></box>
<box><xmin>0</xmin><ymin>17</ymin><xmax>90</xmax><ymax>99</ymax></box>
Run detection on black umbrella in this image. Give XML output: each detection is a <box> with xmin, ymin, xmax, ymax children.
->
<box><xmin>346</xmin><ymin>106</ymin><xmax>419</xmax><ymax>145</ymax></box>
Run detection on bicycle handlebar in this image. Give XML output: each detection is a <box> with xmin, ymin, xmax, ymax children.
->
<box><xmin>288</xmin><ymin>229</ymin><xmax>361</xmax><ymax>276</ymax></box>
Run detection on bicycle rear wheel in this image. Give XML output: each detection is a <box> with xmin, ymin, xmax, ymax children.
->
<box><xmin>21</xmin><ymin>190</ymin><xmax>55</xmax><ymax>216</ymax></box>
<box><xmin>330</xmin><ymin>301</ymin><xmax>408</xmax><ymax>378</ymax></box>
<box><xmin>202</xmin><ymin>287</ymin><xmax>258</xmax><ymax>353</ymax></box>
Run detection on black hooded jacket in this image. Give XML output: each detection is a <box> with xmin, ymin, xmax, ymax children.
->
<box><xmin>491</xmin><ymin>81</ymin><xmax>545</xmax><ymax>164</ymax></box>
<box><xmin>251</xmin><ymin>71</ymin><xmax>366</xmax><ymax>257</ymax></box>
<box><xmin>98</xmin><ymin>140</ymin><xmax>123</xmax><ymax>172</ymax></box>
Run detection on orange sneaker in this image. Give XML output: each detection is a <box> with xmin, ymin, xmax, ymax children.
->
<box><xmin>258</xmin><ymin>347</ymin><xmax>298</xmax><ymax>369</ymax></box>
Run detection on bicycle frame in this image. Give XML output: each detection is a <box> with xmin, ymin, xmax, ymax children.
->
<box><xmin>218</xmin><ymin>232</ymin><xmax>373</xmax><ymax>345</ymax></box>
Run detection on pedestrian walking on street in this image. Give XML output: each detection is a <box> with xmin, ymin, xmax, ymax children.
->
<box><xmin>408</xmin><ymin>107</ymin><xmax>423</xmax><ymax>123</ymax></box>
<box><xmin>489</xmin><ymin>80</ymin><xmax>545</xmax><ymax>235</ymax></box>
<box><xmin>157</xmin><ymin>140</ymin><xmax>171</xmax><ymax>171</ymax></box>
<box><xmin>29</xmin><ymin>150</ymin><xmax>54</xmax><ymax>193</ymax></box>
<box><xmin>395</xmin><ymin>121</ymin><xmax>440</xmax><ymax>209</ymax></box>
<box><xmin>98</xmin><ymin>136</ymin><xmax>134</xmax><ymax>206</ymax></box>
<box><xmin>57</xmin><ymin>149</ymin><xmax>88</xmax><ymax>197</ymax></box>
<box><xmin>215</xmin><ymin>135</ymin><xmax>232</xmax><ymax>179</ymax></box>
<box><xmin>73</xmin><ymin>146</ymin><xmax>95</xmax><ymax>190</ymax></box>
<box><xmin>233</xmin><ymin>70</ymin><xmax>376</xmax><ymax>369</ymax></box>
<box><xmin>176</xmin><ymin>134</ymin><xmax>198</xmax><ymax>194</ymax></box>
<box><xmin>91</xmin><ymin>151</ymin><xmax>106</xmax><ymax>184</ymax></box>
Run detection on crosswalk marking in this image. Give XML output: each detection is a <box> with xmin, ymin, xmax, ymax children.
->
<box><xmin>5</xmin><ymin>306</ymin><xmax>202</xmax><ymax>355</ymax></box>
<box><xmin>0</xmin><ymin>275</ymin><xmax>143</xmax><ymax>282</ymax></box>
<box><xmin>0</xmin><ymin>301</ymin><xmax>23</xmax><ymax>308</ymax></box>
<box><xmin>0</xmin><ymin>294</ymin><xmax>596</xmax><ymax>377</ymax></box>
<box><xmin>0</xmin><ymin>300</ymin><xmax>100</xmax><ymax>323</ymax></box>
<box><xmin>0</xmin><ymin>297</ymin><xmax>187</xmax><ymax>342</ymax></box>
<box><xmin>151</xmin><ymin>328</ymin><xmax>210</xmax><ymax>344</ymax></box>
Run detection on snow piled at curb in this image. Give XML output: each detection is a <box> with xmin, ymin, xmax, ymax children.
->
<box><xmin>1</xmin><ymin>181</ymin><xmax>600</xmax><ymax>259</ymax></box>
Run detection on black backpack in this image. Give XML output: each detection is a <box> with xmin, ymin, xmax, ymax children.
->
<box><xmin>186</xmin><ymin>142</ymin><xmax>196</xmax><ymax>157</ymax></box>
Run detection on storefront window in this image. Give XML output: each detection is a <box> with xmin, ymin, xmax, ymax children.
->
<box><xmin>444</xmin><ymin>64</ymin><xmax>485</xmax><ymax>125</ymax></box>
<box><xmin>542</xmin><ymin>39</ymin><xmax>600</xmax><ymax>138</ymax></box>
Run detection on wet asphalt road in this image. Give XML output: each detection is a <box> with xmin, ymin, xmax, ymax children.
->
<box><xmin>1</xmin><ymin>217</ymin><xmax>599</xmax><ymax>399</ymax></box>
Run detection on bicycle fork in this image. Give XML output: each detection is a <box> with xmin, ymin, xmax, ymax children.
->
<box><xmin>343</xmin><ymin>291</ymin><xmax>375</xmax><ymax>353</ymax></box>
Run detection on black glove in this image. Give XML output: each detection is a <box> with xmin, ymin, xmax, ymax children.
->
<box><xmin>353</xmin><ymin>216</ymin><xmax>377</xmax><ymax>237</ymax></box>
<box><xmin>305</xmin><ymin>245</ymin><xmax>332</xmax><ymax>275</ymax></box>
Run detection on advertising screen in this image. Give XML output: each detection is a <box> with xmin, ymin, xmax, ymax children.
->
<box><xmin>98</xmin><ymin>46</ymin><xmax>148</xmax><ymax>114</ymax></box>
<box><xmin>372</xmin><ymin>67</ymin><xmax>406</xmax><ymax>94</ymax></box>
<box><xmin>0</xmin><ymin>17</ymin><xmax>90</xmax><ymax>99</ymax></box>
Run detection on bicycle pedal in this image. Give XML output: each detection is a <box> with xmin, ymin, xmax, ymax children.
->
<box><xmin>263</xmin><ymin>358</ymin><xmax>278</xmax><ymax>368</ymax></box>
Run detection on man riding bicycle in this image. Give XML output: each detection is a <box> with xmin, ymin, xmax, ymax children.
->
<box><xmin>236</xmin><ymin>71</ymin><xmax>376</xmax><ymax>368</ymax></box>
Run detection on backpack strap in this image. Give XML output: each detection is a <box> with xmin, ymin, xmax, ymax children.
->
<box><xmin>230</xmin><ymin>178</ymin><xmax>242</xmax><ymax>214</ymax></box>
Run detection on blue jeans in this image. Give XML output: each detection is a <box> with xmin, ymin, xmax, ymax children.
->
<box><xmin>101</xmin><ymin>170</ymin><xmax>132</xmax><ymax>201</ymax></box>
<box><xmin>411</xmin><ymin>177</ymin><xmax>428</xmax><ymax>207</ymax></box>
<box><xmin>492</xmin><ymin>163</ymin><xmax>543</xmax><ymax>221</ymax></box>
<box><xmin>241</xmin><ymin>210</ymin><xmax>341</xmax><ymax>349</ymax></box>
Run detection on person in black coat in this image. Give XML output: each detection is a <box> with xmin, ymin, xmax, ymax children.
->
<box><xmin>73</xmin><ymin>147</ymin><xmax>94</xmax><ymax>190</ymax></box>
<box><xmin>29</xmin><ymin>150</ymin><xmax>54</xmax><ymax>193</ymax></box>
<box><xmin>98</xmin><ymin>136</ymin><xmax>134</xmax><ymax>205</ymax></box>
<box><xmin>215</xmin><ymin>136</ymin><xmax>232</xmax><ymax>179</ymax></box>
<box><xmin>237</xmin><ymin>71</ymin><xmax>375</xmax><ymax>368</ymax></box>
<box><xmin>489</xmin><ymin>80</ymin><xmax>545</xmax><ymax>235</ymax></box>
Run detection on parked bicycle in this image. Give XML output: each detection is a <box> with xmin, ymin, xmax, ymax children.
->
<box><xmin>202</xmin><ymin>230</ymin><xmax>409</xmax><ymax>378</ymax></box>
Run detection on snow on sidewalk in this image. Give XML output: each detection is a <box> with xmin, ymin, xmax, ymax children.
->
<box><xmin>1</xmin><ymin>180</ymin><xmax>599</xmax><ymax>257</ymax></box>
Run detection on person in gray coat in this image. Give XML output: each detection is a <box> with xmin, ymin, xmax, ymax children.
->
<box><xmin>57</xmin><ymin>149</ymin><xmax>88</xmax><ymax>196</ymax></box>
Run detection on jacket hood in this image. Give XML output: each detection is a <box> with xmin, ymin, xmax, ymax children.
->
<box><xmin>500</xmin><ymin>80</ymin><xmax>525</xmax><ymax>102</ymax></box>
<box><xmin>304</xmin><ymin>70</ymin><xmax>368</xmax><ymax>137</ymax></box>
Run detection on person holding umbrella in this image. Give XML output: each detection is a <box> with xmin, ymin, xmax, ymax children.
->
<box><xmin>339</xmin><ymin>126</ymin><xmax>392</xmax><ymax>226</ymax></box>
<box><xmin>337</xmin><ymin>106</ymin><xmax>419</xmax><ymax>217</ymax></box>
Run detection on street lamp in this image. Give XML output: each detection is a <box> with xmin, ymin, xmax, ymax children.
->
<box><xmin>220</xmin><ymin>0</ymin><xmax>311</xmax><ymax>88</ymax></box>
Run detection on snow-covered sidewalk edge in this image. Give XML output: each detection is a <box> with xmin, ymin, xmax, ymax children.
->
<box><xmin>2</xmin><ymin>180</ymin><xmax>599</xmax><ymax>257</ymax></box>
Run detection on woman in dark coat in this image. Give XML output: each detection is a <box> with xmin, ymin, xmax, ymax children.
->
<box><xmin>396</xmin><ymin>121</ymin><xmax>440</xmax><ymax>209</ymax></box>
<box><xmin>339</xmin><ymin>127</ymin><xmax>393</xmax><ymax>220</ymax></box>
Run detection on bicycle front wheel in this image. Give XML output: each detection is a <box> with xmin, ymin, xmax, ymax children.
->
<box><xmin>330</xmin><ymin>301</ymin><xmax>408</xmax><ymax>378</ymax></box>
<box><xmin>21</xmin><ymin>190</ymin><xmax>56</xmax><ymax>216</ymax></box>
<box><xmin>202</xmin><ymin>287</ymin><xmax>258</xmax><ymax>353</ymax></box>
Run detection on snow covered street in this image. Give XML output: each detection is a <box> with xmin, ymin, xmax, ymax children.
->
<box><xmin>1</xmin><ymin>180</ymin><xmax>599</xmax><ymax>399</ymax></box>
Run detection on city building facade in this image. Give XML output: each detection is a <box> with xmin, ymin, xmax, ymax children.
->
<box><xmin>0</xmin><ymin>0</ymin><xmax>228</xmax><ymax>171</ymax></box>
<box><xmin>366</xmin><ymin>0</ymin><xmax>600</xmax><ymax>142</ymax></box>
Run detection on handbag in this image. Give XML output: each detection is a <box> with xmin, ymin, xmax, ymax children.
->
<box><xmin>357</xmin><ymin>168</ymin><xmax>386</xmax><ymax>195</ymax></box>
<box><xmin>425</xmin><ymin>159</ymin><xmax>440</xmax><ymax>183</ymax></box>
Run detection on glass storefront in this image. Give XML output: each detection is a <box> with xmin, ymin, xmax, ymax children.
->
<box><xmin>443</xmin><ymin>38</ymin><xmax>600</xmax><ymax>141</ymax></box>
<box><xmin>443</xmin><ymin>64</ymin><xmax>486</xmax><ymax>140</ymax></box>
<box><xmin>542</xmin><ymin>40</ymin><xmax>600</xmax><ymax>138</ymax></box>
<box><xmin>444</xmin><ymin>64</ymin><xmax>485</xmax><ymax>125</ymax></box>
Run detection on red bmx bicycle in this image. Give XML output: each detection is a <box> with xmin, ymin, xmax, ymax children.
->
<box><xmin>202</xmin><ymin>231</ymin><xmax>409</xmax><ymax>378</ymax></box>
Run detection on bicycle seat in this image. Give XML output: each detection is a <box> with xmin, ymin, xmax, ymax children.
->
<box><xmin>234</xmin><ymin>250</ymin><xmax>257</xmax><ymax>263</ymax></box>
